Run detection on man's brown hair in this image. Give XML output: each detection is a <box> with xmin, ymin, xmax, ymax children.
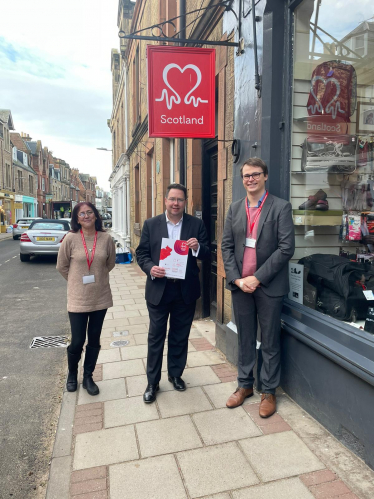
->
<box><xmin>240</xmin><ymin>157</ymin><xmax>268</xmax><ymax>177</ymax></box>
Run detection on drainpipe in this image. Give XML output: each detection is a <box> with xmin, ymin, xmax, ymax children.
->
<box><xmin>179</xmin><ymin>0</ymin><xmax>186</xmax><ymax>186</ymax></box>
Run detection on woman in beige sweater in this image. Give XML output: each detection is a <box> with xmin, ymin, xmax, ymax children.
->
<box><xmin>57</xmin><ymin>202</ymin><xmax>116</xmax><ymax>396</ymax></box>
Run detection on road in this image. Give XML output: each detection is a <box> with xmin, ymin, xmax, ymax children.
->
<box><xmin>0</xmin><ymin>238</ymin><xmax>69</xmax><ymax>499</ymax></box>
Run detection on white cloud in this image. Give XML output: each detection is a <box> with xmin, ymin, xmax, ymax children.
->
<box><xmin>0</xmin><ymin>0</ymin><xmax>120</xmax><ymax>190</ymax></box>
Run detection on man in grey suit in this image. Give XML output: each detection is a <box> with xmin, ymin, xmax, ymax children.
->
<box><xmin>221</xmin><ymin>157</ymin><xmax>295</xmax><ymax>418</ymax></box>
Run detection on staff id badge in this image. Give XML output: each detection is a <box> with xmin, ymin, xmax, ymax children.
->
<box><xmin>245</xmin><ymin>238</ymin><xmax>256</xmax><ymax>248</ymax></box>
<box><xmin>83</xmin><ymin>274</ymin><xmax>95</xmax><ymax>284</ymax></box>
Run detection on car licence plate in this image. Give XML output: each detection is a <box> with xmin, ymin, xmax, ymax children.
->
<box><xmin>21</xmin><ymin>226</ymin><xmax>28</xmax><ymax>229</ymax></box>
<box><xmin>36</xmin><ymin>237</ymin><xmax>55</xmax><ymax>241</ymax></box>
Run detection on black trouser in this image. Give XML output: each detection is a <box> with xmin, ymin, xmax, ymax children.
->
<box><xmin>232</xmin><ymin>287</ymin><xmax>284</xmax><ymax>394</ymax></box>
<box><xmin>68</xmin><ymin>309</ymin><xmax>107</xmax><ymax>354</ymax></box>
<box><xmin>146</xmin><ymin>281</ymin><xmax>196</xmax><ymax>385</ymax></box>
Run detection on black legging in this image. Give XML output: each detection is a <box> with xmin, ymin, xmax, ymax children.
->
<box><xmin>68</xmin><ymin>309</ymin><xmax>107</xmax><ymax>354</ymax></box>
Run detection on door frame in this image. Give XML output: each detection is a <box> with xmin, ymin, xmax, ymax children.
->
<box><xmin>202</xmin><ymin>138</ymin><xmax>218</xmax><ymax>319</ymax></box>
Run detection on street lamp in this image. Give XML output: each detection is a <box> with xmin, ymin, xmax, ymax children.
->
<box><xmin>97</xmin><ymin>148</ymin><xmax>112</xmax><ymax>151</ymax></box>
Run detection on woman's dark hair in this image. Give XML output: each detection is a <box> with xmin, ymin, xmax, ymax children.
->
<box><xmin>70</xmin><ymin>202</ymin><xmax>105</xmax><ymax>233</ymax></box>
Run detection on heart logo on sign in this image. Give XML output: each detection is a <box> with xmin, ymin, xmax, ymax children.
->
<box><xmin>308</xmin><ymin>76</ymin><xmax>346</xmax><ymax>120</ymax></box>
<box><xmin>155</xmin><ymin>63</ymin><xmax>208</xmax><ymax>110</ymax></box>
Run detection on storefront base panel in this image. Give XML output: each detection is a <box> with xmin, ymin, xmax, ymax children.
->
<box><xmin>281</xmin><ymin>322</ymin><xmax>374</xmax><ymax>470</ymax></box>
<box><xmin>215</xmin><ymin>322</ymin><xmax>238</xmax><ymax>366</ymax></box>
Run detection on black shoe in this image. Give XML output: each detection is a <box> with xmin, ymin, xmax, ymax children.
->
<box><xmin>168</xmin><ymin>376</ymin><xmax>186</xmax><ymax>391</ymax></box>
<box><xmin>67</xmin><ymin>371</ymin><xmax>78</xmax><ymax>392</ymax></box>
<box><xmin>82</xmin><ymin>345</ymin><xmax>101</xmax><ymax>396</ymax></box>
<box><xmin>83</xmin><ymin>375</ymin><xmax>99</xmax><ymax>396</ymax></box>
<box><xmin>143</xmin><ymin>383</ymin><xmax>159</xmax><ymax>403</ymax></box>
<box><xmin>66</xmin><ymin>347</ymin><xmax>82</xmax><ymax>392</ymax></box>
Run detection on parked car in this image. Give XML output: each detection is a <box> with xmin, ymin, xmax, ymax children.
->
<box><xmin>12</xmin><ymin>217</ymin><xmax>42</xmax><ymax>240</ymax></box>
<box><xmin>58</xmin><ymin>217</ymin><xmax>72</xmax><ymax>224</ymax></box>
<box><xmin>20</xmin><ymin>219</ymin><xmax>71</xmax><ymax>262</ymax></box>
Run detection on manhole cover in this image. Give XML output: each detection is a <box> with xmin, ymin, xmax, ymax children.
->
<box><xmin>110</xmin><ymin>340</ymin><xmax>130</xmax><ymax>347</ymax></box>
<box><xmin>30</xmin><ymin>336</ymin><xmax>68</xmax><ymax>349</ymax></box>
<box><xmin>113</xmin><ymin>331</ymin><xmax>129</xmax><ymax>337</ymax></box>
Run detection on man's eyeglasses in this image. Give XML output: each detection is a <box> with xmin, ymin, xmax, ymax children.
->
<box><xmin>78</xmin><ymin>211</ymin><xmax>94</xmax><ymax>218</ymax></box>
<box><xmin>167</xmin><ymin>198</ymin><xmax>185</xmax><ymax>204</ymax></box>
<box><xmin>242</xmin><ymin>172</ymin><xmax>264</xmax><ymax>181</ymax></box>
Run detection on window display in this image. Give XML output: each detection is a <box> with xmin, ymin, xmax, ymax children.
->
<box><xmin>291</xmin><ymin>0</ymin><xmax>374</xmax><ymax>330</ymax></box>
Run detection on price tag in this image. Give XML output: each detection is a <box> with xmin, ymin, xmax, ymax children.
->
<box><xmin>363</xmin><ymin>290</ymin><xmax>374</xmax><ymax>300</ymax></box>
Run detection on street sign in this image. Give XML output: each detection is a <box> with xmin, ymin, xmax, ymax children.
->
<box><xmin>147</xmin><ymin>45</ymin><xmax>215</xmax><ymax>138</ymax></box>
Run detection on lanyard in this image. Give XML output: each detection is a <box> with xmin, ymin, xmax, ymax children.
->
<box><xmin>245</xmin><ymin>191</ymin><xmax>268</xmax><ymax>237</ymax></box>
<box><xmin>80</xmin><ymin>230</ymin><xmax>97</xmax><ymax>273</ymax></box>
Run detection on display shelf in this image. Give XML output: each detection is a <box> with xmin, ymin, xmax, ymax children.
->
<box><xmin>293</xmin><ymin>209</ymin><xmax>343</xmax><ymax>226</ymax></box>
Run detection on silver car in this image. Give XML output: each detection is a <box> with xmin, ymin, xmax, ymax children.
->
<box><xmin>13</xmin><ymin>217</ymin><xmax>42</xmax><ymax>240</ymax></box>
<box><xmin>20</xmin><ymin>219</ymin><xmax>71</xmax><ymax>262</ymax></box>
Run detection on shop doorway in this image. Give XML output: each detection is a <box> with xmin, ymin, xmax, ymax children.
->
<box><xmin>202</xmin><ymin>139</ymin><xmax>218</xmax><ymax>321</ymax></box>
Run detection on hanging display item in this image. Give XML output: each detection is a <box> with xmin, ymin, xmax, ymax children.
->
<box><xmin>307</xmin><ymin>60</ymin><xmax>357</xmax><ymax>121</ymax></box>
<box><xmin>301</xmin><ymin>134</ymin><xmax>357</xmax><ymax>172</ymax></box>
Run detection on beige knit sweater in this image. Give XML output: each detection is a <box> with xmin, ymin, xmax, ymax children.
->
<box><xmin>56</xmin><ymin>230</ymin><xmax>116</xmax><ymax>313</ymax></box>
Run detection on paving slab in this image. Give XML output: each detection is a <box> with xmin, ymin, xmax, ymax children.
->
<box><xmin>203</xmin><ymin>382</ymin><xmax>260</xmax><ymax>408</ymax></box>
<box><xmin>133</xmin><ymin>333</ymin><xmax>148</xmax><ymax>345</ymax></box>
<box><xmin>177</xmin><ymin>442</ymin><xmax>259</xmax><ymax>498</ymax></box>
<box><xmin>73</xmin><ymin>425</ymin><xmax>138</xmax><ymax>470</ymax></box>
<box><xmin>77</xmin><ymin>379</ymin><xmax>126</xmax><ymax>405</ymax></box>
<box><xmin>97</xmin><ymin>348</ymin><xmax>121</xmax><ymax>364</ymax></box>
<box><xmin>157</xmin><ymin>386</ymin><xmax>213</xmax><ymax>418</ymax></box>
<box><xmin>109</xmin><ymin>454</ymin><xmax>187</xmax><ymax>499</ymax></box>
<box><xmin>240</xmin><ymin>431</ymin><xmax>325</xmax><ymax>482</ymax></box>
<box><xmin>136</xmin><ymin>415</ymin><xmax>203</xmax><ymax>457</ymax></box>
<box><xmin>192</xmin><ymin>407</ymin><xmax>262</xmax><ymax>445</ymax></box>
<box><xmin>181</xmin><ymin>366</ymin><xmax>221</xmax><ymax>388</ymax></box>
<box><xmin>102</xmin><ymin>359</ymin><xmax>145</xmax><ymax>380</ymax></box>
<box><xmin>128</xmin><ymin>316</ymin><xmax>150</xmax><ymax>325</ymax></box>
<box><xmin>46</xmin><ymin>456</ymin><xmax>71</xmax><ymax>499</ymax></box>
<box><xmin>186</xmin><ymin>350</ymin><xmax>225</xmax><ymax>367</ymax></box>
<box><xmin>100</xmin><ymin>336</ymin><xmax>135</xmax><ymax>349</ymax></box>
<box><xmin>199</xmin><ymin>495</ymin><xmax>231</xmax><ymax>499</ymax></box>
<box><xmin>232</xmin><ymin>477</ymin><xmax>315</xmax><ymax>499</ymax></box>
<box><xmin>122</xmin><ymin>324</ymin><xmax>148</xmax><ymax>334</ymax></box>
<box><xmin>102</xmin><ymin>318</ymin><xmax>130</xmax><ymax>328</ymax></box>
<box><xmin>52</xmin><ymin>391</ymin><xmax>76</xmax><ymax>458</ymax></box>
<box><xmin>276</xmin><ymin>395</ymin><xmax>374</xmax><ymax>499</ymax></box>
<box><xmin>121</xmin><ymin>344</ymin><xmax>148</xmax><ymax>360</ymax></box>
<box><xmin>104</xmin><ymin>396</ymin><xmax>159</xmax><ymax>427</ymax></box>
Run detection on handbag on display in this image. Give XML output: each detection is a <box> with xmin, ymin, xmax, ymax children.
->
<box><xmin>301</xmin><ymin>134</ymin><xmax>357</xmax><ymax>172</ymax></box>
<box><xmin>307</xmin><ymin>60</ymin><xmax>357</xmax><ymax>121</ymax></box>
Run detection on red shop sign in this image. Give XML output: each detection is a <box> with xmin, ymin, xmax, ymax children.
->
<box><xmin>147</xmin><ymin>45</ymin><xmax>215</xmax><ymax>138</ymax></box>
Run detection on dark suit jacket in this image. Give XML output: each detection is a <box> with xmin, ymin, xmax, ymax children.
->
<box><xmin>136</xmin><ymin>213</ymin><xmax>210</xmax><ymax>306</ymax></box>
<box><xmin>221</xmin><ymin>193</ymin><xmax>295</xmax><ymax>297</ymax></box>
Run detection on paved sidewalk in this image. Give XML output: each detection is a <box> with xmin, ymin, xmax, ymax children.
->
<box><xmin>47</xmin><ymin>263</ymin><xmax>374</xmax><ymax>499</ymax></box>
<box><xmin>0</xmin><ymin>231</ymin><xmax>13</xmax><ymax>241</ymax></box>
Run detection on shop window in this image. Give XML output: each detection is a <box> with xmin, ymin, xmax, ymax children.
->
<box><xmin>134</xmin><ymin>163</ymin><xmax>140</xmax><ymax>224</ymax></box>
<box><xmin>6</xmin><ymin>163</ymin><xmax>11</xmax><ymax>189</ymax></box>
<box><xmin>18</xmin><ymin>170</ymin><xmax>23</xmax><ymax>191</ymax></box>
<box><xmin>132</xmin><ymin>45</ymin><xmax>140</xmax><ymax>131</ymax></box>
<box><xmin>290</xmin><ymin>0</ymin><xmax>374</xmax><ymax>331</ymax></box>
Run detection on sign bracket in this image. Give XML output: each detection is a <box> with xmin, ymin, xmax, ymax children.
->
<box><xmin>119</xmin><ymin>0</ymin><xmax>243</xmax><ymax>49</ymax></box>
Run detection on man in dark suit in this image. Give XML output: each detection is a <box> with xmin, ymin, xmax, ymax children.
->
<box><xmin>136</xmin><ymin>183</ymin><xmax>209</xmax><ymax>403</ymax></box>
<box><xmin>221</xmin><ymin>158</ymin><xmax>295</xmax><ymax>418</ymax></box>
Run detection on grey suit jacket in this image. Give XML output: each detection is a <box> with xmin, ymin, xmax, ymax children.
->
<box><xmin>221</xmin><ymin>193</ymin><xmax>295</xmax><ymax>297</ymax></box>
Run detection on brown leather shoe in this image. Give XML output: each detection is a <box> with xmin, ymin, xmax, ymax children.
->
<box><xmin>259</xmin><ymin>393</ymin><xmax>276</xmax><ymax>418</ymax></box>
<box><xmin>226</xmin><ymin>387</ymin><xmax>253</xmax><ymax>408</ymax></box>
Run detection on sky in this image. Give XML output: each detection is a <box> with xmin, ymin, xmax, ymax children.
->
<box><xmin>0</xmin><ymin>0</ymin><xmax>120</xmax><ymax>190</ymax></box>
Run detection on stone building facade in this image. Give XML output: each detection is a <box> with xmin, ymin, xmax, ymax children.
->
<box><xmin>109</xmin><ymin>0</ymin><xmax>235</xmax><ymax>320</ymax></box>
<box><xmin>0</xmin><ymin>110</ymin><xmax>15</xmax><ymax>229</ymax></box>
